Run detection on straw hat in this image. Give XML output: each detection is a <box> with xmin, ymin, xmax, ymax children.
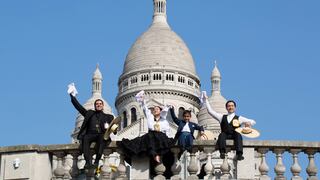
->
<box><xmin>195</xmin><ymin>130</ymin><xmax>215</xmax><ymax>140</ymax></box>
<box><xmin>104</xmin><ymin>116</ymin><xmax>121</xmax><ymax>140</ymax></box>
<box><xmin>235</xmin><ymin>127</ymin><xmax>260</xmax><ymax>138</ymax></box>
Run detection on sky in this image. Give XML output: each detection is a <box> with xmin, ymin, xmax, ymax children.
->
<box><xmin>0</xmin><ymin>0</ymin><xmax>319</xmax><ymax>177</ymax></box>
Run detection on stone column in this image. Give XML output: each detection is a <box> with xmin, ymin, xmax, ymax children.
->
<box><xmin>305</xmin><ymin>149</ymin><xmax>318</xmax><ymax>180</ymax></box>
<box><xmin>290</xmin><ymin>149</ymin><xmax>302</xmax><ymax>180</ymax></box>
<box><xmin>258</xmin><ymin>148</ymin><xmax>270</xmax><ymax>180</ymax></box>
<box><xmin>203</xmin><ymin>147</ymin><xmax>214</xmax><ymax>180</ymax></box>
<box><xmin>187</xmin><ymin>148</ymin><xmax>199</xmax><ymax>180</ymax></box>
<box><xmin>171</xmin><ymin>147</ymin><xmax>182</xmax><ymax>180</ymax></box>
<box><xmin>53</xmin><ymin>152</ymin><xmax>66</xmax><ymax>180</ymax></box>
<box><xmin>154</xmin><ymin>163</ymin><xmax>166</xmax><ymax>180</ymax></box>
<box><xmin>100</xmin><ymin>149</ymin><xmax>112</xmax><ymax>180</ymax></box>
<box><xmin>220</xmin><ymin>153</ymin><xmax>230</xmax><ymax>180</ymax></box>
<box><xmin>273</xmin><ymin>149</ymin><xmax>286</xmax><ymax>180</ymax></box>
<box><xmin>69</xmin><ymin>151</ymin><xmax>80</xmax><ymax>180</ymax></box>
<box><xmin>116</xmin><ymin>150</ymin><xmax>128</xmax><ymax>180</ymax></box>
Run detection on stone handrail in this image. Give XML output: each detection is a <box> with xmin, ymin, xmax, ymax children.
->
<box><xmin>0</xmin><ymin>140</ymin><xmax>319</xmax><ymax>180</ymax></box>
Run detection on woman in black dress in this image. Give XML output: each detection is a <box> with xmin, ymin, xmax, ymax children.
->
<box><xmin>117</xmin><ymin>90</ymin><xmax>174</xmax><ymax>163</ymax></box>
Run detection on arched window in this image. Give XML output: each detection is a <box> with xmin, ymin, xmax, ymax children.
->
<box><xmin>178</xmin><ymin>107</ymin><xmax>185</xmax><ymax>119</ymax></box>
<box><xmin>131</xmin><ymin>108</ymin><xmax>137</xmax><ymax>123</ymax></box>
<box><xmin>123</xmin><ymin>111</ymin><xmax>127</xmax><ymax>128</ymax></box>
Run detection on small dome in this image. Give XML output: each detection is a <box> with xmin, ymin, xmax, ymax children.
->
<box><xmin>93</xmin><ymin>65</ymin><xmax>102</xmax><ymax>79</ymax></box>
<box><xmin>211</xmin><ymin>61</ymin><xmax>221</xmax><ymax>78</ymax></box>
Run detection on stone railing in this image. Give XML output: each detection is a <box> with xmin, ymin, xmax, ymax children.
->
<box><xmin>0</xmin><ymin>140</ymin><xmax>319</xmax><ymax>180</ymax></box>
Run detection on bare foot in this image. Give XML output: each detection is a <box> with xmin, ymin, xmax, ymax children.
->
<box><xmin>154</xmin><ymin>155</ymin><xmax>160</xmax><ymax>163</ymax></box>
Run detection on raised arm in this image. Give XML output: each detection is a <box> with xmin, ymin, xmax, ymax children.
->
<box><xmin>169</xmin><ymin>107</ymin><xmax>181</xmax><ymax>125</ymax></box>
<box><xmin>140</xmin><ymin>100</ymin><xmax>155</xmax><ymax>130</ymax></box>
<box><xmin>204</xmin><ymin>98</ymin><xmax>223</xmax><ymax>123</ymax></box>
<box><xmin>70</xmin><ymin>94</ymin><xmax>87</xmax><ymax>117</ymax></box>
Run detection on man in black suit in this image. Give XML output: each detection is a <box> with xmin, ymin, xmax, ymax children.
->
<box><xmin>70</xmin><ymin>94</ymin><xmax>114</xmax><ymax>169</ymax></box>
<box><xmin>169</xmin><ymin>107</ymin><xmax>205</xmax><ymax>153</ymax></box>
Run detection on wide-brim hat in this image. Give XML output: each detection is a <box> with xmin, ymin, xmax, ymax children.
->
<box><xmin>104</xmin><ymin>116</ymin><xmax>121</xmax><ymax>140</ymax></box>
<box><xmin>235</xmin><ymin>127</ymin><xmax>260</xmax><ymax>138</ymax></box>
<box><xmin>195</xmin><ymin>130</ymin><xmax>215</xmax><ymax>140</ymax></box>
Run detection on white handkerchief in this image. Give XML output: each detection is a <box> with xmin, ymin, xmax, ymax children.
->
<box><xmin>135</xmin><ymin>90</ymin><xmax>145</xmax><ymax>103</ymax></box>
<box><xmin>200</xmin><ymin>91</ymin><xmax>207</xmax><ymax>106</ymax></box>
<box><xmin>67</xmin><ymin>83</ymin><xmax>78</xmax><ymax>96</ymax></box>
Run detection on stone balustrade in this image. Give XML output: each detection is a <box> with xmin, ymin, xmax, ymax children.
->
<box><xmin>0</xmin><ymin>140</ymin><xmax>319</xmax><ymax>179</ymax></box>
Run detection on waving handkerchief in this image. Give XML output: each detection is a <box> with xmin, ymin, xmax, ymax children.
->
<box><xmin>135</xmin><ymin>90</ymin><xmax>145</xmax><ymax>103</ymax></box>
<box><xmin>67</xmin><ymin>83</ymin><xmax>78</xmax><ymax>96</ymax></box>
<box><xmin>199</xmin><ymin>91</ymin><xmax>207</xmax><ymax>106</ymax></box>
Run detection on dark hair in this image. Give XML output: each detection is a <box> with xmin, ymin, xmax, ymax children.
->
<box><xmin>94</xmin><ymin>99</ymin><xmax>104</xmax><ymax>105</ymax></box>
<box><xmin>153</xmin><ymin>106</ymin><xmax>162</xmax><ymax>111</ymax></box>
<box><xmin>225</xmin><ymin>100</ymin><xmax>236</xmax><ymax>108</ymax></box>
<box><xmin>183</xmin><ymin>110</ymin><xmax>192</xmax><ymax>116</ymax></box>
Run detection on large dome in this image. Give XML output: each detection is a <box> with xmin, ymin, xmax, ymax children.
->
<box><xmin>122</xmin><ymin>14</ymin><xmax>196</xmax><ymax>77</ymax></box>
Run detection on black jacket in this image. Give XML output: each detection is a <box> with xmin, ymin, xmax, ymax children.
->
<box><xmin>70</xmin><ymin>94</ymin><xmax>114</xmax><ymax>140</ymax></box>
<box><xmin>169</xmin><ymin>107</ymin><xmax>204</xmax><ymax>140</ymax></box>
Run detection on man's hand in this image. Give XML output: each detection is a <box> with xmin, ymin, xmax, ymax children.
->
<box><xmin>67</xmin><ymin>83</ymin><xmax>78</xmax><ymax>96</ymax></box>
<box><xmin>244</xmin><ymin>122</ymin><xmax>251</xmax><ymax>128</ymax></box>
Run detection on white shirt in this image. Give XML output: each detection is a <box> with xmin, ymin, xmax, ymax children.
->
<box><xmin>205</xmin><ymin>100</ymin><xmax>256</xmax><ymax>125</ymax></box>
<box><xmin>140</xmin><ymin>100</ymin><xmax>170</xmax><ymax>137</ymax></box>
<box><xmin>181</xmin><ymin>122</ymin><xmax>191</xmax><ymax>132</ymax></box>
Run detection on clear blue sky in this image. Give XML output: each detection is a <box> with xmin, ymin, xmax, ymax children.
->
<box><xmin>0</xmin><ymin>0</ymin><xmax>319</xmax><ymax>172</ymax></box>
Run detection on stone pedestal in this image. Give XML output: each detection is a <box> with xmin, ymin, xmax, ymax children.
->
<box><xmin>0</xmin><ymin>152</ymin><xmax>52</xmax><ymax>180</ymax></box>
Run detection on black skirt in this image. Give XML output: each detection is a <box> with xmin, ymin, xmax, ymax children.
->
<box><xmin>117</xmin><ymin>130</ymin><xmax>175</xmax><ymax>157</ymax></box>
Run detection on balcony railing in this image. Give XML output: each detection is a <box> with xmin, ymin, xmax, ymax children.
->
<box><xmin>0</xmin><ymin>140</ymin><xmax>319</xmax><ymax>179</ymax></box>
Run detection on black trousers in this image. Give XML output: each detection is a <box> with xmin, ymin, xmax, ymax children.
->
<box><xmin>217</xmin><ymin>131</ymin><xmax>243</xmax><ymax>155</ymax></box>
<box><xmin>83</xmin><ymin>133</ymin><xmax>110</xmax><ymax>166</ymax></box>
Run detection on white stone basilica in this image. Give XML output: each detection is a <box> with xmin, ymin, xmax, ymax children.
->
<box><xmin>72</xmin><ymin>0</ymin><xmax>227</xmax><ymax>143</ymax></box>
<box><xmin>1</xmin><ymin>1</ymin><xmax>319</xmax><ymax>180</ymax></box>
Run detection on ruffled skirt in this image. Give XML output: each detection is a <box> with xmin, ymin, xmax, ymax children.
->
<box><xmin>117</xmin><ymin>130</ymin><xmax>175</xmax><ymax>157</ymax></box>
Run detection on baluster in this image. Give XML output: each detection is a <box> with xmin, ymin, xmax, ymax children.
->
<box><xmin>170</xmin><ymin>147</ymin><xmax>182</xmax><ymax>180</ymax></box>
<box><xmin>154</xmin><ymin>163</ymin><xmax>166</xmax><ymax>180</ymax></box>
<box><xmin>52</xmin><ymin>155</ymin><xmax>58</xmax><ymax>179</ymax></box>
<box><xmin>53</xmin><ymin>152</ymin><xmax>66</xmax><ymax>180</ymax></box>
<box><xmin>187</xmin><ymin>147</ymin><xmax>199</xmax><ymax>180</ymax></box>
<box><xmin>116</xmin><ymin>150</ymin><xmax>128</xmax><ymax>180</ymax></box>
<box><xmin>68</xmin><ymin>151</ymin><xmax>80</xmax><ymax>179</ymax></box>
<box><xmin>220</xmin><ymin>152</ymin><xmax>230</xmax><ymax>180</ymax></box>
<box><xmin>290</xmin><ymin>149</ymin><xmax>302</xmax><ymax>180</ymax></box>
<box><xmin>273</xmin><ymin>149</ymin><xmax>286</xmax><ymax>180</ymax></box>
<box><xmin>203</xmin><ymin>147</ymin><xmax>214</xmax><ymax>180</ymax></box>
<box><xmin>100</xmin><ymin>149</ymin><xmax>112</xmax><ymax>180</ymax></box>
<box><xmin>63</xmin><ymin>154</ymin><xmax>72</xmax><ymax>180</ymax></box>
<box><xmin>258</xmin><ymin>148</ymin><xmax>270</xmax><ymax>180</ymax></box>
<box><xmin>305</xmin><ymin>149</ymin><xmax>318</xmax><ymax>180</ymax></box>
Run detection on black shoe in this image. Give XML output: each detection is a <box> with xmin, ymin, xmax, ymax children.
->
<box><xmin>220</xmin><ymin>153</ymin><xmax>225</xmax><ymax>159</ymax></box>
<box><xmin>237</xmin><ymin>155</ymin><xmax>244</xmax><ymax>161</ymax></box>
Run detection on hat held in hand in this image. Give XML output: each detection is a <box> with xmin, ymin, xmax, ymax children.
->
<box><xmin>104</xmin><ymin>116</ymin><xmax>121</xmax><ymax>140</ymax></box>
